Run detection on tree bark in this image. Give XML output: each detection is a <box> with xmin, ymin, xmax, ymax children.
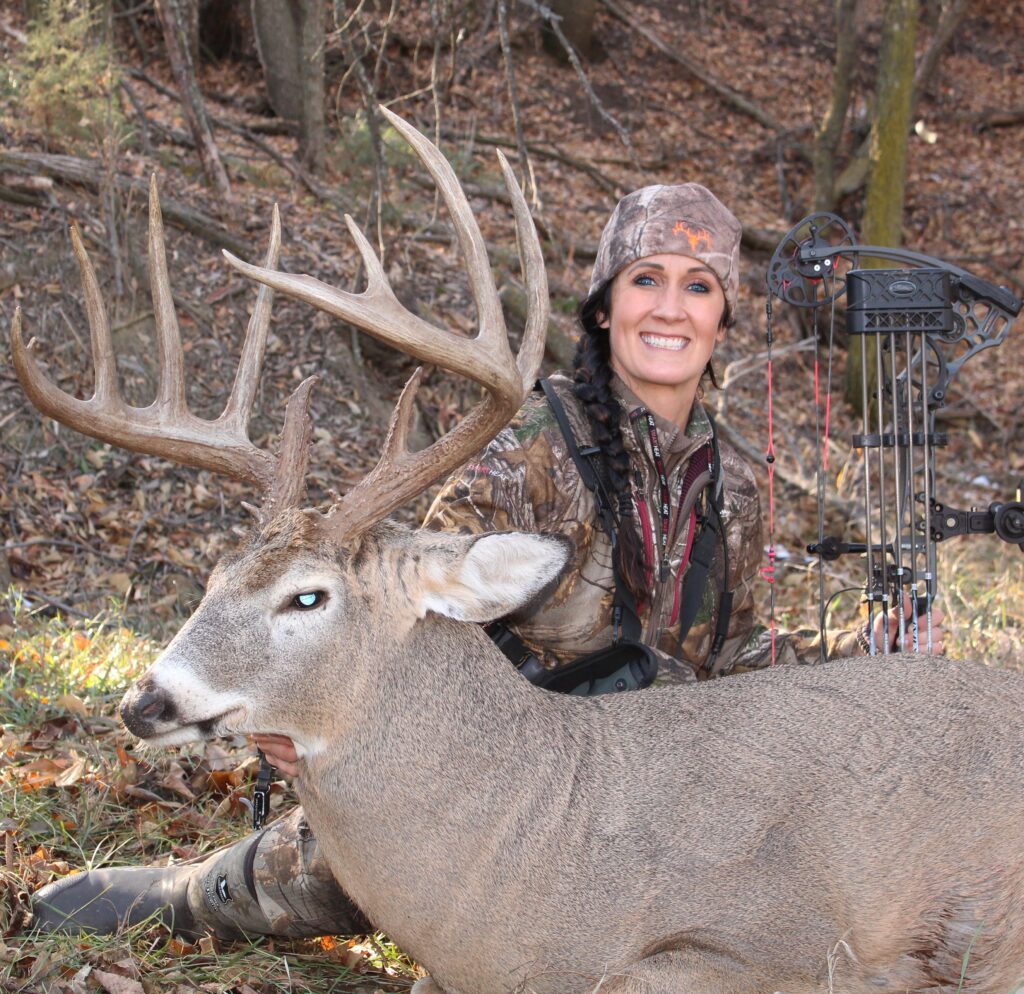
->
<box><xmin>845</xmin><ymin>0</ymin><xmax>918</xmax><ymax>406</ymax></box>
<box><xmin>251</xmin><ymin>0</ymin><xmax>303</xmax><ymax>119</ymax></box>
<box><xmin>251</xmin><ymin>0</ymin><xmax>326</xmax><ymax>174</ymax></box>
<box><xmin>155</xmin><ymin>0</ymin><xmax>232</xmax><ymax>202</ymax></box>
<box><xmin>813</xmin><ymin>0</ymin><xmax>861</xmax><ymax>212</ymax></box>
<box><xmin>298</xmin><ymin>0</ymin><xmax>325</xmax><ymax>174</ymax></box>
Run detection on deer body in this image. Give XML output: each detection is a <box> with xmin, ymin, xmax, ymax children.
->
<box><xmin>124</xmin><ymin>517</ymin><xmax>1024</xmax><ymax>994</ymax></box>
<box><xmin>290</xmin><ymin>637</ymin><xmax>1024</xmax><ymax>994</ymax></box>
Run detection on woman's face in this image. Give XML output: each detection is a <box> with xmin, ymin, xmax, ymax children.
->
<box><xmin>602</xmin><ymin>253</ymin><xmax>727</xmax><ymax>421</ymax></box>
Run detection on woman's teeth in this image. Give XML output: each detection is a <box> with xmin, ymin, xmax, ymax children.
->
<box><xmin>640</xmin><ymin>334</ymin><xmax>687</xmax><ymax>351</ymax></box>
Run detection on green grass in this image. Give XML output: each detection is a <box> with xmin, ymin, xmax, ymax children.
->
<box><xmin>0</xmin><ymin>603</ymin><xmax>418</xmax><ymax>993</ymax></box>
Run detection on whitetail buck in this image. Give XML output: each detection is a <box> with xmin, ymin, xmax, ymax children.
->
<box><xmin>12</xmin><ymin>109</ymin><xmax>1024</xmax><ymax>994</ymax></box>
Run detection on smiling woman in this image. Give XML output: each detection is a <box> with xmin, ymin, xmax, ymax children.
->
<box><xmin>32</xmin><ymin>179</ymin><xmax>944</xmax><ymax>949</ymax></box>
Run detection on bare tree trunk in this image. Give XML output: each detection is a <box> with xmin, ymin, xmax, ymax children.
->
<box><xmin>251</xmin><ymin>0</ymin><xmax>325</xmax><ymax>174</ymax></box>
<box><xmin>252</xmin><ymin>0</ymin><xmax>302</xmax><ymax>119</ymax></box>
<box><xmin>543</xmin><ymin>0</ymin><xmax>597</xmax><ymax>61</ymax></box>
<box><xmin>155</xmin><ymin>0</ymin><xmax>232</xmax><ymax>202</ymax></box>
<box><xmin>298</xmin><ymin>0</ymin><xmax>325</xmax><ymax>174</ymax></box>
<box><xmin>845</xmin><ymin>0</ymin><xmax>918</xmax><ymax>405</ymax></box>
<box><xmin>813</xmin><ymin>0</ymin><xmax>860</xmax><ymax>212</ymax></box>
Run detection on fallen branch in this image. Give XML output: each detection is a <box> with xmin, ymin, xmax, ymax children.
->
<box><xmin>0</xmin><ymin>151</ymin><xmax>250</xmax><ymax>257</ymax></box>
<box><xmin>523</xmin><ymin>0</ymin><xmax>639</xmax><ymax>165</ymax></box>
<box><xmin>155</xmin><ymin>0</ymin><xmax>233</xmax><ymax>202</ymax></box>
<box><xmin>712</xmin><ymin>407</ymin><xmax>858</xmax><ymax>516</ymax></box>
<box><xmin>974</xmin><ymin>106</ymin><xmax>1024</xmax><ymax>132</ymax></box>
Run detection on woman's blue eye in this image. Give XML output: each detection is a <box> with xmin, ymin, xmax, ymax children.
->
<box><xmin>633</xmin><ymin>273</ymin><xmax>657</xmax><ymax>286</ymax></box>
<box><xmin>291</xmin><ymin>591</ymin><xmax>326</xmax><ymax>610</ymax></box>
<box><xmin>688</xmin><ymin>281</ymin><xmax>711</xmax><ymax>293</ymax></box>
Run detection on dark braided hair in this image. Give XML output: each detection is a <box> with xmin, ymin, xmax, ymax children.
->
<box><xmin>571</xmin><ymin>280</ymin><xmax>731</xmax><ymax>602</ymax></box>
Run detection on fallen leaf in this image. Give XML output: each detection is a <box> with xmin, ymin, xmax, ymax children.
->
<box><xmin>56</xmin><ymin>693</ymin><xmax>90</xmax><ymax>717</ymax></box>
<box><xmin>54</xmin><ymin>754</ymin><xmax>88</xmax><ymax>787</ymax></box>
<box><xmin>93</xmin><ymin>969</ymin><xmax>145</xmax><ymax>994</ymax></box>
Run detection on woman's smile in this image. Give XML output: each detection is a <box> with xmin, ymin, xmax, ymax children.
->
<box><xmin>640</xmin><ymin>333</ymin><xmax>690</xmax><ymax>351</ymax></box>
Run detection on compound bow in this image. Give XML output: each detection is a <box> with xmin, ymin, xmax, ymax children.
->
<box><xmin>764</xmin><ymin>213</ymin><xmax>1022</xmax><ymax>655</ymax></box>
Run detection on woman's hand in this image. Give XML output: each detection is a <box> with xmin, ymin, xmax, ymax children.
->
<box><xmin>252</xmin><ymin>733</ymin><xmax>302</xmax><ymax>777</ymax></box>
<box><xmin>870</xmin><ymin>594</ymin><xmax>946</xmax><ymax>655</ymax></box>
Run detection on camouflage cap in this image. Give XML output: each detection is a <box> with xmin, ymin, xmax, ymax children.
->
<box><xmin>589</xmin><ymin>183</ymin><xmax>742</xmax><ymax>313</ymax></box>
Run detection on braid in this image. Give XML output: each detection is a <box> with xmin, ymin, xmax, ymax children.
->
<box><xmin>572</xmin><ymin>282</ymin><xmax>649</xmax><ymax>601</ymax></box>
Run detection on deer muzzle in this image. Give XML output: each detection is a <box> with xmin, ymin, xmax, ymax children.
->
<box><xmin>120</xmin><ymin>679</ymin><xmax>178</xmax><ymax>739</ymax></box>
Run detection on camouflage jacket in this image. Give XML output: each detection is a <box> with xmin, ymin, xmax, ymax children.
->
<box><xmin>423</xmin><ymin>373</ymin><xmax>860</xmax><ymax>685</ymax></box>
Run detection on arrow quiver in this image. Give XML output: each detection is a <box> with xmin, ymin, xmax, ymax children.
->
<box><xmin>764</xmin><ymin>213</ymin><xmax>1023</xmax><ymax>655</ymax></box>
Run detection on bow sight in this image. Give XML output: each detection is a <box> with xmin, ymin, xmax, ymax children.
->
<box><xmin>765</xmin><ymin>212</ymin><xmax>1022</xmax><ymax>655</ymax></box>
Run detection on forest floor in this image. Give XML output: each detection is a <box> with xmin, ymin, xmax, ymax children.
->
<box><xmin>1</xmin><ymin>1</ymin><xmax>1023</xmax><ymax>991</ymax></box>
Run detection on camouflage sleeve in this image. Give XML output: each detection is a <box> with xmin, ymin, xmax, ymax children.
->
<box><xmin>422</xmin><ymin>426</ymin><xmax>537</xmax><ymax>537</ymax></box>
<box><xmin>421</xmin><ymin>396</ymin><xmax>575</xmax><ymax>541</ymax></box>
<box><xmin>732</xmin><ymin>622</ymin><xmax>863</xmax><ymax>670</ymax></box>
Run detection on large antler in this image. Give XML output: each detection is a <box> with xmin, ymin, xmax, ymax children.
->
<box><xmin>223</xmin><ymin>106</ymin><xmax>548</xmax><ymax>540</ymax></box>
<box><xmin>11</xmin><ymin>175</ymin><xmax>315</xmax><ymax>518</ymax></box>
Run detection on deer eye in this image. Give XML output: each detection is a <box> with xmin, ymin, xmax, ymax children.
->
<box><xmin>291</xmin><ymin>590</ymin><xmax>326</xmax><ymax>610</ymax></box>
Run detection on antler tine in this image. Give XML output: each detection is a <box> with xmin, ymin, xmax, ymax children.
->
<box><xmin>377</xmin><ymin>106</ymin><xmax>513</xmax><ymax>372</ymax></box>
<box><xmin>221</xmin><ymin>203</ymin><xmax>281</xmax><ymax>431</ymax></box>
<box><xmin>71</xmin><ymin>220</ymin><xmax>119</xmax><ymax>404</ymax></box>
<box><xmin>311</xmin><ymin>117</ymin><xmax>548</xmax><ymax>541</ymax></box>
<box><xmin>268</xmin><ymin>374</ymin><xmax>318</xmax><ymax>512</ymax></box>
<box><xmin>219</xmin><ymin>109</ymin><xmax>549</xmax><ymax>541</ymax></box>
<box><xmin>494</xmin><ymin>148</ymin><xmax>548</xmax><ymax>393</ymax></box>
<box><xmin>9</xmin><ymin>182</ymin><xmax>302</xmax><ymax>498</ymax></box>
<box><xmin>148</xmin><ymin>174</ymin><xmax>188</xmax><ymax>414</ymax></box>
<box><xmin>222</xmin><ymin>108</ymin><xmax>527</xmax><ymax>399</ymax></box>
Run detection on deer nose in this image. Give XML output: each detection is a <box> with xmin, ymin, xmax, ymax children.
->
<box><xmin>120</xmin><ymin>685</ymin><xmax>175</xmax><ymax>737</ymax></box>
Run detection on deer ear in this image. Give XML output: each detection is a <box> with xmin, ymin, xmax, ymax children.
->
<box><xmin>417</xmin><ymin>532</ymin><xmax>571</xmax><ymax>623</ymax></box>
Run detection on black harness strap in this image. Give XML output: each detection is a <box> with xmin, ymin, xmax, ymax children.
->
<box><xmin>540</xmin><ymin>378</ymin><xmax>641</xmax><ymax>643</ymax></box>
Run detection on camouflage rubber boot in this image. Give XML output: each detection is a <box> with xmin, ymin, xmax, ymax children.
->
<box><xmin>31</xmin><ymin>807</ymin><xmax>369</xmax><ymax>940</ymax></box>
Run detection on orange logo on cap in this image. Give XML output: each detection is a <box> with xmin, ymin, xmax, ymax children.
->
<box><xmin>672</xmin><ymin>221</ymin><xmax>711</xmax><ymax>253</ymax></box>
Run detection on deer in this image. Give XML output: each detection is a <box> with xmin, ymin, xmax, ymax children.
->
<box><xmin>12</xmin><ymin>108</ymin><xmax>1024</xmax><ymax>994</ymax></box>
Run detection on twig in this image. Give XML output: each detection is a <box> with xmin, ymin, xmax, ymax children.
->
<box><xmin>720</xmin><ymin>338</ymin><xmax>817</xmax><ymax>392</ymax></box>
<box><xmin>5</xmin><ymin>538</ymin><xmax>126</xmax><ymax>566</ymax></box>
<box><xmin>712</xmin><ymin>408</ymin><xmax>858</xmax><ymax>516</ymax></box>
<box><xmin>0</xmin><ymin>18</ymin><xmax>28</xmax><ymax>44</ymax></box>
<box><xmin>974</xmin><ymin>106</ymin><xmax>1024</xmax><ymax>132</ymax></box>
<box><xmin>24</xmin><ymin>590</ymin><xmax>91</xmax><ymax>619</ymax></box>
<box><xmin>439</xmin><ymin>128</ymin><xmax>621</xmax><ymax>194</ymax></box>
<box><xmin>119</xmin><ymin>79</ymin><xmax>154</xmax><ymax>156</ymax></box>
